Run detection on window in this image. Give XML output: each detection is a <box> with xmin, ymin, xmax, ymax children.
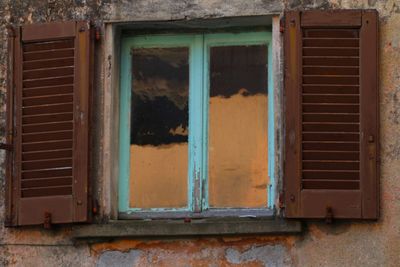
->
<box><xmin>5</xmin><ymin>10</ymin><xmax>379</xmax><ymax>228</ymax></box>
<box><xmin>118</xmin><ymin>32</ymin><xmax>274</xmax><ymax>217</ymax></box>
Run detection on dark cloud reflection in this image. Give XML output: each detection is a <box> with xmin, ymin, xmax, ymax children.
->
<box><xmin>131</xmin><ymin>47</ymin><xmax>189</xmax><ymax>146</ymax></box>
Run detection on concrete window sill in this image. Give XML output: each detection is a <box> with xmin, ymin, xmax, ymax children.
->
<box><xmin>72</xmin><ymin>218</ymin><xmax>302</xmax><ymax>241</ymax></box>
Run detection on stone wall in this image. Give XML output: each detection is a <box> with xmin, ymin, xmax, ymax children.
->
<box><xmin>0</xmin><ymin>1</ymin><xmax>399</xmax><ymax>266</ymax></box>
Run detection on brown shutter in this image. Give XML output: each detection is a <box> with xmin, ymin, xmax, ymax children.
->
<box><xmin>6</xmin><ymin>21</ymin><xmax>92</xmax><ymax>226</ymax></box>
<box><xmin>284</xmin><ymin>10</ymin><xmax>379</xmax><ymax>219</ymax></box>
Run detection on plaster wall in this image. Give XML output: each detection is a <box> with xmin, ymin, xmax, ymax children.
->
<box><xmin>0</xmin><ymin>0</ymin><xmax>399</xmax><ymax>266</ymax></box>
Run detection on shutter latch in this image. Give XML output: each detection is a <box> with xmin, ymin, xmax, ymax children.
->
<box><xmin>0</xmin><ymin>143</ymin><xmax>12</xmax><ymax>151</ymax></box>
<box><xmin>325</xmin><ymin>206</ymin><xmax>334</xmax><ymax>224</ymax></box>
<box><xmin>44</xmin><ymin>212</ymin><xmax>52</xmax><ymax>229</ymax></box>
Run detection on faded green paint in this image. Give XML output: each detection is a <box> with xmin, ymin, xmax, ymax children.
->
<box><xmin>119</xmin><ymin>31</ymin><xmax>273</xmax><ymax>214</ymax></box>
<box><xmin>0</xmin><ymin>1</ymin><xmax>400</xmax><ymax>267</ymax></box>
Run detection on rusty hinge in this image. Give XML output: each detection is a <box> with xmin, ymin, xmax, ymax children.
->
<box><xmin>0</xmin><ymin>143</ymin><xmax>12</xmax><ymax>151</ymax></box>
<box><xmin>279</xmin><ymin>191</ymin><xmax>285</xmax><ymax>209</ymax></box>
<box><xmin>44</xmin><ymin>212</ymin><xmax>52</xmax><ymax>229</ymax></box>
<box><xmin>279</xmin><ymin>16</ymin><xmax>285</xmax><ymax>33</ymax></box>
<box><xmin>325</xmin><ymin>206</ymin><xmax>333</xmax><ymax>224</ymax></box>
<box><xmin>92</xmin><ymin>199</ymin><xmax>100</xmax><ymax>215</ymax></box>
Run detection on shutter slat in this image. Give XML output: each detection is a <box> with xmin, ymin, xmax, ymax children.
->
<box><xmin>303</xmin><ymin>38</ymin><xmax>359</xmax><ymax>47</ymax></box>
<box><xmin>22</xmin><ymin>168</ymin><xmax>72</xmax><ymax>180</ymax></box>
<box><xmin>22</xmin><ymin>149</ymin><xmax>72</xmax><ymax>161</ymax></box>
<box><xmin>303</xmin><ymin>113</ymin><xmax>359</xmax><ymax>122</ymax></box>
<box><xmin>22</xmin><ymin>112</ymin><xmax>73</xmax><ymax>124</ymax></box>
<box><xmin>23</xmin><ymin>48</ymin><xmax>74</xmax><ymax>61</ymax></box>
<box><xmin>303</xmin><ymin>170</ymin><xmax>359</xmax><ymax>180</ymax></box>
<box><xmin>23</xmin><ymin>76</ymin><xmax>74</xmax><ymax>88</ymax></box>
<box><xmin>22</xmin><ymin>139</ymin><xmax>73</xmax><ymax>152</ymax></box>
<box><xmin>23</xmin><ymin>85</ymin><xmax>73</xmax><ymax>97</ymax></box>
<box><xmin>23</xmin><ymin>94</ymin><xmax>73</xmax><ymax>107</ymax></box>
<box><xmin>22</xmin><ymin>103</ymin><xmax>73</xmax><ymax>115</ymax></box>
<box><xmin>21</xmin><ymin>186</ymin><xmax>72</xmax><ymax>198</ymax></box>
<box><xmin>303</xmin><ymin>66</ymin><xmax>359</xmax><ymax>75</ymax></box>
<box><xmin>23</xmin><ymin>121</ymin><xmax>73</xmax><ymax>133</ymax></box>
<box><xmin>23</xmin><ymin>39</ymin><xmax>74</xmax><ymax>52</ymax></box>
<box><xmin>303</xmin><ymin>94</ymin><xmax>359</xmax><ymax>103</ymax></box>
<box><xmin>303</xmin><ymin>151</ymin><xmax>359</xmax><ymax>160</ymax></box>
<box><xmin>303</xmin><ymin>48</ymin><xmax>359</xmax><ymax>57</ymax></box>
<box><xmin>22</xmin><ymin>158</ymin><xmax>72</xmax><ymax>171</ymax></box>
<box><xmin>302</xmin><ymin>180</ymin><xmax>359</xmax><ymax>190</ymax></box>
<box><xmin>303</xmin><ymin>75</ymin><xmax>359</xmax><ymax>85</ymax></box>
<box><xmin>23</xmin><ymin>57</ymin><xmax>74</xmax><ymax>70</ymax></box>
<box><xmin>303</xmin><ymin>29</ymin><xmax>359</xmax><ymax>38</ymax></box>
<box><xmin>23</xmin><ymin>67</ymin><xmax>74</xmax><ymax>80</ymax></box>
<box><xmin>303</xmin><ymin>141</ymin><xmax>359</xmax><ymax>151</ymax></box>
<box><xmin>303</xmin><ymin>57</ymin><xmax>359</xmax><ymax>66</ymax></box>
<box><xmin>22</xmin><ymin>130</ymin><xmax>73</xmax><ymax>143</ymax></box>
<box><xmin>303</xmin><ymin>161</ymin><xmax>359</xmax><ymax>170</ymax></box>
<box><xmin>21</xmin><ymin>177</ymin><xmax>72</xmax><ymax>189</ymax></box>
<box><xmin>302</xmin><ymin>104</ymin><xmax>359</xmax><ymax>113</ymax></box>
<box><xmin>303</xmin><ymin>85</ymin><xmax>359</xmax><ymax>94</ymax></box>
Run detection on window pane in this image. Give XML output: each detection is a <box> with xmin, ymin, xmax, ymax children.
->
<box><xmin>130</xmin><ymin>47</ymin><xmax>189</xmax><ymax>209</ymax></box>
<box><xmin>208</xmin><ymin>45</ymin><xmax>268</xmax><ymax>208</ymax></box>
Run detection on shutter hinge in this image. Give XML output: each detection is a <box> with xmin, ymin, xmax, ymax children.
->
<box><xmin>92</xmin><ymin>199</ymin><xmax>100</xmax><ymax>215</ymax></box>
<box><xmin>278</xmin><ymin>191</ymin><xmax>285</xmax><ymax>209</ymax></box>
<box><xmin>0</xmin><ymin>143</ymin><xmax>13</xmax><ymax>151</ymax></box>
<box><xmin>44</xmin><ymin>212</ymin><xmax>52</xmax><ymax>229</ymax></box>
<box><xmin>325</xmin><ymin>206</ymin><xmax>334</xmax><ymax>224</ymax></box>
<box><xmin>90</xmin><ymin>22</ymin><xmax>101</xmax><ymax>42</ymax></box>
<box><xmin>279</xmin><ymin>16</ymin><xmax>285</xmax><ymax>33</ymax></box>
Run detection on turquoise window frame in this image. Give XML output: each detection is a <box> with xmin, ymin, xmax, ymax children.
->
<box><xmin>118</xmin><ymin>31</ymin><xmax>274</xmax><ymax>215</ymax></box>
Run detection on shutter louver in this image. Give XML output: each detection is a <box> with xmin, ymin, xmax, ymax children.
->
<box><xmin>284</xmin><ymin>10</ymin><xmax>379</xmax><ymax>219</ymax></box>
<box><xmin>6</xmin><ymin>21</ymin><xmax>92</xmax><ymax>226</ymax></box>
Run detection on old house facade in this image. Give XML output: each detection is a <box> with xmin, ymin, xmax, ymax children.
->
<box><xmin>0</xmin><ymin>0</ymin><xmax>399</xmax><ymax>266</ymax></box>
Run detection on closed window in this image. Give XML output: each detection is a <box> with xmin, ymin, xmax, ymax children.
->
<box><xmin>119</xmin><ymin>32</ymin><xmax>274</xmax><ymax>217</ymax></box>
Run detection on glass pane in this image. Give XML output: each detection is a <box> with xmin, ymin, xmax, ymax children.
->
<box><xmin>130</xmin><ymin>47</ymin><xmax>189</xmax><ymax>209</ymax></box>
<box><xmin>208</xmin><ymin>45</ymin><xmax>268</xmax><ymax>208</ymax></box>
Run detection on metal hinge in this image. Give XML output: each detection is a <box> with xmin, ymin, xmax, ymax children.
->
<box><xmin>279</xmin><ymin>16</ymin><xmax>285</xmax><ymax>33</ymax></box>
<box><xmin>325</xmin><ymin>206</ymin><xmax>334</xmax><ymax>224</ymax></box>
<box><xmin>0</xmin><ymin>143</ymin><xmax>12</xmax><ymax>151</ymax></box>
<box><xmin>44</xmin><ymin>212</ymin><xmax>52</xmax><ymax>229</ymax></box>
<box><xmin>279</xmin><ymin>191</ymin><xmax>285</xmax><ymax>209</ymax></box>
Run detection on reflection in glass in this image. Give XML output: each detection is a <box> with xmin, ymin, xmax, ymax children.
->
<box><xmin>208</xmin><ymin>45</ymin><xmax>269</xmax><ymax>208</ymax></box>
<box><xmin>130</xmin><ymin>47</ymin><xmax>189</xmax><ymax>209</ymax></box>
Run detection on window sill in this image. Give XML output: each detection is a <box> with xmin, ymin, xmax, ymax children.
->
<box><xmin>72</xmin><ymin>217</ymin><xmax>302</xmax><ymax>241</ymax></box>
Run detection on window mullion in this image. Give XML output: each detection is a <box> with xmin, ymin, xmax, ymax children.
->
<box><xmin>189</xmin><ymin>35</ymin><xmax>205</xmax><ymax>212</ymax></box>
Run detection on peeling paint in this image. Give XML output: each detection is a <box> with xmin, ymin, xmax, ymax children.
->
<box><xmin>0</xmin><ymin>0</ymin><xmax>399</xmax><ymax>266</ymax></box>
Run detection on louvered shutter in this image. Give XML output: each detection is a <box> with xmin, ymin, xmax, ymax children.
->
<box><xmin>284</xmin><ymin>10</ymin><xmax>379</xmax><ymax>219</ymax></box>
<box><xmin>6</xmin><ymin>21</ymin><xmax>92</xmax><ymax>226</ymax></box>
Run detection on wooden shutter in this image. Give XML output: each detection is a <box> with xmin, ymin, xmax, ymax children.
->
<box><xmin>284</xmin><ymin>10</ymin><xmax>379</xmax><ymax>219</ymax></box>
<box><xmin>5</xmin><ymin>21</ymin><xmax>92</xmax><ymax>226</ymax></box>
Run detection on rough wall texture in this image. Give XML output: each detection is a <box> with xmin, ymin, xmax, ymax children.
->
<box><xmin>0</xmin><ymin>0</ymin><xmax>399</xmax><ymax>266</ymax></box>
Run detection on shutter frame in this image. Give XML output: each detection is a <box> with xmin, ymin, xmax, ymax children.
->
<box><xmin>6</xmin><ymin>21</ymin><xmax>92</xmax><ymax>226</ymax></box>
<box><xmin>284</xmin><ymin>10</ymin><xmax>379</xmax><ymax>219</ymax></box>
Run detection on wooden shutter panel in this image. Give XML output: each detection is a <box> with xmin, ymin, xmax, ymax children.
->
<box><xmin>6</xmin><ymin>21</ymin><xmax>92</xmax><ymax>226</ymax></box>
<box><xmin>284</xmin><ymin>10</ymin><xmax>379</xmax><ymax>219</ymax></box>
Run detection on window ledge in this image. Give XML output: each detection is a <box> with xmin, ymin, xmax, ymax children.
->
<box><xmin>72</xmin><ymin>218</ymin><xmax>302</xmax><ymax>241</ymax></box>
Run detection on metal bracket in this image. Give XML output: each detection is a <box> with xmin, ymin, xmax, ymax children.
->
<box><xmin>44</xmin><ymin>212</ymin><xmax>52</xmax><ymax>229</ymax></box>
<box><xmin>0</xmin><ymin>143</ymin><xmax>13</xmax><ymax>151</ymax></box>
<box><xmin>279</xmin><ymin>16</ymin><xmax>285</xmax><ymax>33</ymax></box>
<box><xmin>325</xmin><ymin>207</ymin><xmax>334</xmax><ymax>224</ymax></box>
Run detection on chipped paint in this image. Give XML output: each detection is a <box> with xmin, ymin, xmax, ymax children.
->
<box><xmin>0</xmin><ymin>0</ymin><xmax>399</xmax><ymax>266</ymax></box>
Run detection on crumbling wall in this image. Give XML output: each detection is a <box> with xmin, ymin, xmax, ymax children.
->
<box><xmin>0</xmin><ymin>1</ymin><xmax>399</xmax><ymax>266</ymax></box>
